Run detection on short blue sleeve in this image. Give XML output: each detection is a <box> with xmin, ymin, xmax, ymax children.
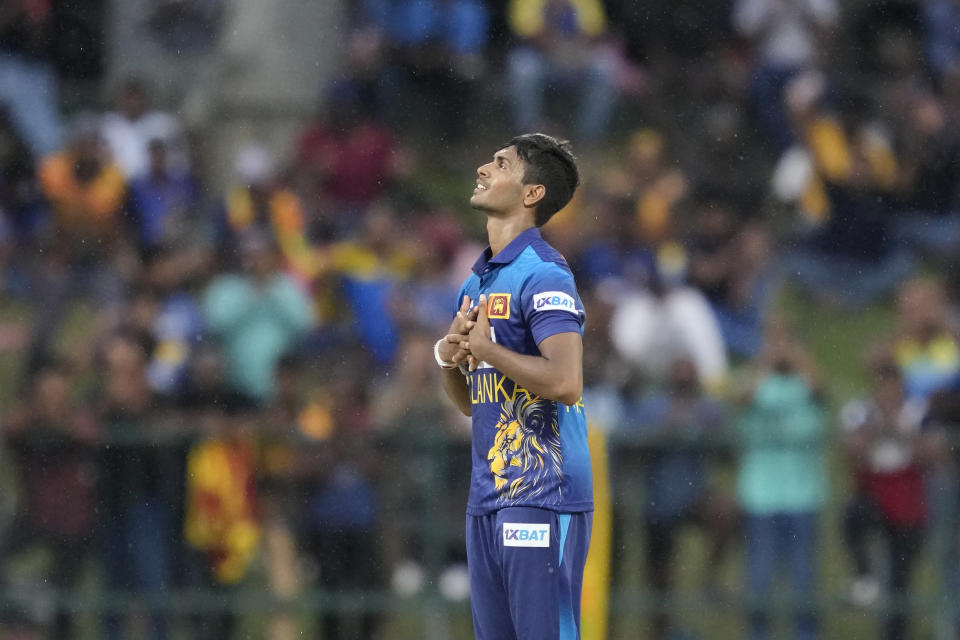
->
<box><xmin>452</xmin><ymin>276</ymin><xmax>473</xmax><ymax>319</ymax></box>
<box><xmin>520</xmin><ymin>264</ymin><xmax>585</xmax><ymax>346</ymax></box>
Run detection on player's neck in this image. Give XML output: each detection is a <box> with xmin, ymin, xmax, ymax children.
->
<box><xmin>486</xmin><ymin>214</ymin><xmax>535</xmax><ymax>257</ymax></box>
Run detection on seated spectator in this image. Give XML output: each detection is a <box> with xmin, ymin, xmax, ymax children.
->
<box><xmin>295</xmin><ymin>87</ymin><xmax>410</xmax><ymax>233</ymax></box>
<box><xmin>1</xmin><ymin>359</ymin><xmax>98</xmax><ymax>640</ymax></box>
<box><xmin>370</xmin><ymin>331</ymin><xmax>471</xmax><ymax>594</ymax></box>
<box><xmin>38</xmin><ymin>115</ymin><xmax>128</xmax><ymax>255</ymax></box>
<box><xmin>733</xmin><ymin>0</ymin><xmax>838</xmax><ymax>152</ymax></box>
<box><xmin>892</xmin><ymin>277</ymin><xmax>960</xmax><ymax>402</ymax></box>
<box><xmin>780</xmin><ymin>73</ymin><xmax>913</xmax><ymax>308</ymax></box>
<box><xmin>389</xmin><ymin>214</ymin><xmax>463</xmax><ymax>335</ymax></box>
<box><xmin>127</xmin><ymin>138</ymin><xmax>199</xmax><ymax>257</ymax></box>
<box><xmin>587</xmin><ymin>129</ymin><xmax>689</xmax><ymax>277</ymax></box>
<box><xmin>29</xmin><ymin>115</ymin><xmax>129</xmax><ymax>373</ymax></box>
<box><xmin>326</xmin><ymin>204</ymin><xmax>416</xmax><ymax>364</ymax></box>
<box><xmin>96</xmin><ymin>329</ymin><xmax>176</xmax><ymax>640</ymax></box>
<box><xmin>506</xmin><ymin>0</ymin><xmax>619</xmax><ymax>143</ymax></box>
<box><xmin>623</xmin><ymin>356</ymin><xmax>736</xmax><ymax>640</ymax></box>
<box><xmin>203</xmin><ymin>232</ymin><xmax>315</xmax><ymax>404</ymax></box>
<box><xmin>359</xmin><ymin>0</ymin><xmax>490</xmax><ymax>140</ymax></box>
<box><xmin>217</xmin><ymin>144</ymin><xmax>320</xmax><ymax>283</ymax></box>
<box><xmin>101</xmin><ymin>77</ymin><xmax>189</xmax><ymax>180</ymax></box>
<box><xmin>301</xmin><ymin>368</ymin><xmax>382</xmax><ymax>640</ymax></box>
<box><xmin>840</xmin><ymin>354</ymin><xmax>927</xmax><ymax>640</ymax></box>
<box><xmin>890</xmin><ymin>90</ymin><xmax>960</xmax><ymax>258</ymax></box>
<box><xmin>737</xmin><ymin>321</ymin><xmax>828</xmax><ymax>640</ymax></box>
<box><xmin>685</xmin><ymin>193</ymin><xmax>775</xmax><ymax>359</ymax></box>
<box><xmin>610</xmin><ymin>267</ymin><xmax>728</xmax><ymax>393</ymax></box>
<box><xmin>923</xmin><ymin>0</ymin><xmax>960</xmax><ymax>88</ymax></box>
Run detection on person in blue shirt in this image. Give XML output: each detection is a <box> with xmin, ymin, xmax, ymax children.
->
<box><xmin>435</xmin><ymin>133</ymin><xmax>592</xmax><ymax>640</ymax></box>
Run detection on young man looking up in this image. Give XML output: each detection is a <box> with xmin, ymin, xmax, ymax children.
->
<box><xmin>435</xmin><ymin>133</ymin><xmax>593</xmax><ymax>640</ymax></box>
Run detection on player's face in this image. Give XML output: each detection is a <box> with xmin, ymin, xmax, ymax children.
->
<box><xmin>470</xmin><ymin>146</ymin><xmax>526</xmax><ymax>214</ymax></box>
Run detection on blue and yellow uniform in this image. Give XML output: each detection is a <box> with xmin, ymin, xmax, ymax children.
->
<box><xmin>455</xmin><ymin>227</ymin><xmax>593</xmax><ymax>640</ymax></box>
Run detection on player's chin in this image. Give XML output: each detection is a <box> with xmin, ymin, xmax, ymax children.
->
<box><xmin>470</xmin><ymin>196</ymin><xmax>493</xmax><ymax>211</ymax></box>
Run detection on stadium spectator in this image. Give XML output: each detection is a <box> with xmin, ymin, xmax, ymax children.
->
<box><xmin>371</xmin><ymin>331</ymin><xmax>471</xmax><ymax>592</ymax></box>
<box><xmin>100</xmin><ymin>77</ymin><xmax>189</xmax><ymax>180</ymax></box>
<box><xmin>358</xmin><ymin>0</ymin><xmax>490</xmax><ymax>141</ymax></box>
<box><xmin>840</xmin><ymin>353</ymin><xmax>927</xmax><ymax>640</ymax></box>
<box><xmin>389</xmin><ymin>213</ymin><xmax>464</xmax><ymax>335</ymax></box>
<box><xmin>609</xmin><ymin>265</ymin><xmax>729</xmax><ymax>393</ymax></box>
<box><xmin>737</xmin><ymin>320</ymin><xmax>828</xmax><ymax>640</ymax></box>
<box><xmin>918</xmin><ymin>373</ymin><xmax>960</xmax><ymax>637</ymax></box>
<box><xmin>0</xmin><ymin>0</ymin><xmax>62</xmax><ymax>159</ymax></box>
<box><xmin>685</xmin><ymin>193</ymin><xmax>775</xmax><ymax>360</ymax></box>
<box><xmin>126</xmin><ymin>137</ymin><xmax>200</xmax><ymax>257</ymax></box>
<box><xmin>890</xmin><ymin>89</ymin><xmax>960</xmax><ymax>258</ymax></box>
<box><xmin>96</xmin><ymin>329</ymin><xmax>176</xmax><ymax>640</ymax></box>
<box><xmin>505</xmin><ymin>0</ymin><xmax>619</xmax><ymax>142</ymax></box>
<box><xmin>202</xmin><ymin>231</ymin><xmax>314</xmax><ymax>404</ymax></box>
<box><xmin>1</xmin><ymin>359</ymin><xmax>98</xmax><ymax>640</ymax></box>
<box><xmin>779</xmin><ymin>72</ymin><xmax>913</xmax><ymax>308</ymax></box>
<box><xmin>733</xmin><ymin>0</ymin><xmax>838</xmax><ymax>152</ymax></box>
<box><xmin>326</xmin><ymin>204</ymin><xmax>416</xmax><ymax>365</ymax></box>
<box><xmin>302</xmin><ymin>367</ymin><xmax>382</xmax><ymax>640</ymax></box>
<box><xmin>258</xmin><ymin>354</ymin><xmax>314</xmax><ymax>640</ymax></box>
<box><xmin>295</xmin><ymin>86</ymin><xmax>410</xmax><ymax>233</ymax></box>
<box><xmin>216</xmin><ymin>144</ymin><xmax>320</xmax><ymax>283</ymax></box>
<box><xmin>922</xmin><ymin>0</ymin><xmax>960</xmax><ymax>87</ymax></box>
<box><xmin>622</xmin><ymin>129</ymin><xmax>689</xmax><ymax>255</ymax></box>
<box><xmin>569</xmin><ymin>190</ymin><xmax>657</xmax><ymax>293</ymax></box>
<box><xmin>623</xmin><ymin>356</ymin><xmax>737</xmax><ymax>640</ymax></box>
<box><xmin>891</xmin><ymin>277</ymin><xmax>960</xmax><ymax>402</ymax></box>
<box><xmin>30</xmin><ymin>115</ymin><xmax>129</xmax><ymax>373</ymax></box>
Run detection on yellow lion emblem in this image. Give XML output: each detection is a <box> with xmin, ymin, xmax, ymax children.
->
<box><xmin>487</xmin><ymin>393</ymin><xmax>563</xmax><ymax>504</ymax></box>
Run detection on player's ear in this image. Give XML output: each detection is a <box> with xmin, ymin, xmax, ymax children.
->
<box><xmin>523</xmin><ymin>184</ymin><xmax>545</xmax><ymax>209</ymax></box>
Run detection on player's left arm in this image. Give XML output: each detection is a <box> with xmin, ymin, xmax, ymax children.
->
<box><xmin>464</xmin><ymin>294</ymin><xmax>583</xmax><ymax>406</ymax></box>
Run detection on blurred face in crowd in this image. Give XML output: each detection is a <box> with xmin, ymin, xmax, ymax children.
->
<box><xmin>241</xmin><ymin>235</ymin><xmax>278</xmax><ymax>281</ymax></box>
<box><xmin>71</xmin><ymin>128</ymin><xmax>106</xmax><ymax>180</ymax></box>
<box><xmin>119</xmin><ymin>83</ymin><xmax>148</xmax><ymax>120</ymax></box>
<box><xmin>873</xmin><ymin>363</ymin><xmax>905</xmax><ymax>418</ymax></box>
<box><xmin>471</xmin><ymin>145</ymin><xmax>527</xmax><ymax>215</ymax></box>
<box><xmin>912</xmin><ymin>94</ymin><xmax>946</xmax><ymax>136</ymax></box>
<box><xmin>32</xmin><ymin>368</ymin><xmax>70</xmax><ymax>417</ymax></box>
<box><xmin>189</xmin><ymin>347</ymin><xmax>225</xmax><ymax>391</ymax></box>
<box><xmin>668</xmin><ymin>357</ymin><xmax>699</xmax><ymax>395</ymax></box>
<box><xmin>628</xmin><ymin>130</ymin><xmax>664</xmax><ymax>181</ymax></box>
<box><xmin>105</xmin><ymin>334</ymin><xmax>148</xmax><ymax>375</ymax></box>
<box><xmin>898</xmin><ymin>280</ymin><xmax>946</xmax><ymax>339</ymax></box>
<box><xmin>360</xmin><ymin>204</ymin><xmax>397</xmax><ymax>253</ymax></box>
<box><xmin>764</xmin><ymin>323</ymin><xmax>800</xmax><ymax>374</ymax></box>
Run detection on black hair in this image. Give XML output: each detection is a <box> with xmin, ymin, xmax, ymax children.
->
<box><xmin>506</xmin><ymin>133</ymin><xmax>580</xmax><ymax>227</ymax></box>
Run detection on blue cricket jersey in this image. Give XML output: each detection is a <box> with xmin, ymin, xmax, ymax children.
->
<box><xmin>455</xmin><ymin>227</ymin><xmax>593</xmax><ymax>516</ymax></box>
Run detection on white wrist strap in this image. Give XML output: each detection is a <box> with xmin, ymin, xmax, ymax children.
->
<box><xmin>434</xmin><ymin>338</ymin><xmax>457</xmax><ymax>369</ymax></box>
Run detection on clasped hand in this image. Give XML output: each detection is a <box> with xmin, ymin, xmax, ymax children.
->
<box><xmin>439</xmin><ymin>294</ymin><xmax>494</xmax><ymax>372</ymax></box>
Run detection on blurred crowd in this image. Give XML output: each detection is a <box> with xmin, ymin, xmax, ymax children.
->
<box><xmin>3</xmin><ymin>1</ymin><xmax>960</xmax><ymax>639</ymax></box>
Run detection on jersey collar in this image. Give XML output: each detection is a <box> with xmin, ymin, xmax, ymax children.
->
<box><xmin>471</xmin><ymin>227</ymin><xmax>542</xmax><ymax>276</ymax></box>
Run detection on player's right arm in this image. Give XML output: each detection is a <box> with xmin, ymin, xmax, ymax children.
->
<box><xmin>438</xmin><ymin>295</ymin><xmax>477</xmax><ymax>416</ymax></box>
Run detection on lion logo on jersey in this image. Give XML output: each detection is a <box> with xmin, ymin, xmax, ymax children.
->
<box><xmin>487</xmin><ymin>393</ymin><xmax>563</xmax><ymax>504</ymax></box>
